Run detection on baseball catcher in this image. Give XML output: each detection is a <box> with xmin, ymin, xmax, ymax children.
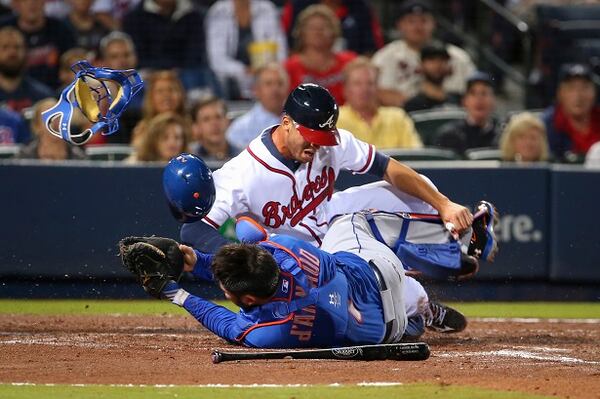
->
<box><xmin>120</xmin><ymin>154</ymin><xmax>216</xmax><ymax>298</ymax></box>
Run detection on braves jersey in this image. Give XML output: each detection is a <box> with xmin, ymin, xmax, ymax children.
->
<box><xmin>202</xmin><ymin>125</ymin><xmax>377</xmax><ymax>246</ymax></box>
<box><xmin>184</xmin><ymin>235</ymin><xmax>386</xmax><ymax>348</ymax></box>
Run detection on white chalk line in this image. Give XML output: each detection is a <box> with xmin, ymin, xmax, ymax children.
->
<box><xmin>0</xmin><ymin>332</ymin><xmax>193</xmax><ymax>350</ymax></box>
<box><xmin>4</xmin><ymin>336</ymin><xmax>598</xmax><ymax>366</ymax></box>
<box><xmin>436</xmin><ymin>348</ymin><xmax>600</xmax><ymax>365</ymax></box>
<box><xmin>3</xmin><ymin>382</ymin><xmax>403</xmax><ymax>388</ymax></box>
<box><xmin>472</xmin><ymin>317</ymin><xmax>600</xmax><ymax>324</ymax></box>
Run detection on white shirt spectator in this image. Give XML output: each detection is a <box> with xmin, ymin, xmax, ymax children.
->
<box><xmin>226</xmin><ymin>102</ymin><xmax>281</xmax><ymax>148</ymax></box>
<box><xmin>206</xmin><ymin>0</ymin><xmax>287</xmax><ymax>98</ymax></box>
<box><xmin>585</xmin><ymin>141</ymin><xmax>600</xmax><ymax>168</ymax></box>
<box><xmin>372</xmin><ymin>40</ymin><xmax>475</xmax><ymax>99</ymax></box>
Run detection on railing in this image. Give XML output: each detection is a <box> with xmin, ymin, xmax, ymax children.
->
<box><xmin>435</xmin><ymin>0</ymin><xmax>533</xmax><ymax>104</ymax></box>
<box><xmin>2</xmin><ymin>161</ymin><xmax>600</xmax><ymax>287</ymax></box>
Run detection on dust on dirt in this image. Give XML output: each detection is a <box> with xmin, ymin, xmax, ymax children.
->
<box><xmin>1</xmin><ymin>314</ymin><xmax>599</xmax><ymax>398</ymax></box>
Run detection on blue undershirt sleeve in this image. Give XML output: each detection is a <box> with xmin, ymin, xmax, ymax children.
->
<box><xmin>182</xmin><ymin>294</ymin><xmax>240</xmax><ymax>343</ymax></box>
<box><xmin>366</xmin><ymin>151</ymin><xmax>390</xmax><ymax>179</ymax></box>
<box><xmin>180</xmin><ymin>220</ymin><xmax>231</xmax><ymax>253</ymax></box>
<box><xmin>191</xmin><ymin>250</ymin><xmax>214</xmax><ymax>281</ymax></box>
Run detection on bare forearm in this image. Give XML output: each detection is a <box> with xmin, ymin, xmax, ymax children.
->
<box><xmin>384</xmin><ymin>159</ymin><xmax>473</xmax><ymax>231</ymax></box>
<box><xmin>383</xmin><ymin>159</ymin><xmax>448</xmax><ymax>212</ymax></box>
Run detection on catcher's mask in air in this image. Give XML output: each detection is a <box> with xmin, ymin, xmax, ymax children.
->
<box><xmin>42</xmin><ymin>60</ymin><xmax>144</xmax><ymax>145</ymax></box>
<box><xmin>163</xmin><ymin>153</ymin><xmax>216</xmax><ymax>223</ymax></box>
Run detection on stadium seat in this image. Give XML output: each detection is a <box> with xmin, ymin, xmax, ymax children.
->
<box><xmin>537</xmin><ymin>4</ymin><xmax>600</xmax><ymax>24</ymax></box>
<box><xmin>533</xmin><ymin>5</ymin><xmax>600</xmax><ymax>106</ymax></box>
<box><xmin>506</xmin><ymin>109</ymin><xmax>544</xmax><ymax>121</ymax></box>
<box><xmin>0</xmin><ymin>144</ymin><xmax>21</xmax><ymax>159</ymax></box>
<box><xmin>465</xmin><ymin>147</ymin><xmax>503</xmax><ymax>161</ymax></box>
<box><xmin>85</xmin><ymin>144</ymin><xmax>133</xmax><ymax>161</ymax></box>
<box><xmin>409</xmin><ymin>108</ymin><xmax>466</xmax><ymax>145</ymax></box>
<box><xmin>226</xmin><ymin>100</ymin><xmax>254</xmax><ymax>120</ymax></box>
<box><xmin>381</xmin><ymin>147</ymin><xmax>460</xmax><ymax>161</ymax></box>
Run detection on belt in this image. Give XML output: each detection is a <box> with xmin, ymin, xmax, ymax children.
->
<box><xmin>368</xmin><ymin>260</ymin><xmax>394</xmax><ymax>343</ymax></box>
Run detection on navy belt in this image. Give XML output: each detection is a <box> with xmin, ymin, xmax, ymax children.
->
<box><xmin>368</xmin><ymin>260</ymin><xmax>394</xmax><ymax>343</ymax></box>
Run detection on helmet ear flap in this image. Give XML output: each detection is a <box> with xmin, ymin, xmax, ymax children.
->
<box><xmin>167</xmin><ymin>201</ymin><xmax>202</xmax><ymax>223</ymax></box>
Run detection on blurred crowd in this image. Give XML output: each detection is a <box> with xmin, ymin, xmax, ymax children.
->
<box><xmin>0</xmin><ymin>0</ymin><xmax>599</xmax><ymax>165</ymax></box>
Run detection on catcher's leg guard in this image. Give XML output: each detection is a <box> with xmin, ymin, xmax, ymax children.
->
<box><xmin>362</xmin><ymin>211</ymin><xmax>473</xmax><ymax>280</ymax></box>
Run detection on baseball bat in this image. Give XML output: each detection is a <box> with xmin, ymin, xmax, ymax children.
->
<box><xmin>211</xmin><ymin>342</ymin><xmax>429</xmax><ymax>363</ymax></box>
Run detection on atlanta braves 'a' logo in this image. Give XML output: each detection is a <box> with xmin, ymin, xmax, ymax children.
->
<box><xmin>262</xmin><ymin>166</ymin><xmax>335</xmax><ymax>229</ymax></box>
<box><xmin>318</xmin><ymin>114</ymin><xmax>336</xmax><ymax>129</ymax></box>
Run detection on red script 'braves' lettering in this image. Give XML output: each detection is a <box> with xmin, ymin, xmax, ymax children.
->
<box><xmin>262</xmin><ymin>166</ymin><xmax>335</xmax><ymax>228</ymax></box>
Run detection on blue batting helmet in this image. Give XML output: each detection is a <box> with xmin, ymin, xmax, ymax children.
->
<box><xmin>162</xmin><ymin>153</ymin><xmax>216</xmax><ymax>223</ymax></box>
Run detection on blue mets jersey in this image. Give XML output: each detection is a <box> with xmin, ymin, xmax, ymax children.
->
<box><xmin>183</xmin><ymin>235</ymin><xmax>386</xmax><ymax>348</ymax></box>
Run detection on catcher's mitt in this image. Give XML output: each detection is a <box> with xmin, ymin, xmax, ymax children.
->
<box><xmin>119</xmin><ymin>236</ymin><xmax>184</xmax><ymax>298</ymax></box>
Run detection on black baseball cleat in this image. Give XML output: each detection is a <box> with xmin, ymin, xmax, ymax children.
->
<box><xmin>468</xmin><ymin>201</ymin><xmax>499</xmax><ymax>262</ymax></box>
<box><xmin>424</xmin><ymin>301</ymin><xmax>467</xmax><ymax>333</ymax></box>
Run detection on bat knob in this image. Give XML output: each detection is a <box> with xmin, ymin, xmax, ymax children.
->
<box><xmin>211</xmin><ymin>350</ymin><xmax>223</xmax><ymax>364</ymax></box>
<box><xmin>445</xmin><ymin>222</ymin><xmax>459</xmax><ymax>240</ymax></box>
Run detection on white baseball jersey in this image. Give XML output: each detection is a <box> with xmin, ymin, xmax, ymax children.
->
<box><xmin>372</xmin><ymin>40</ymin><xmax>476</xmax><ymax>98</ymax></box>
<box><xmin>204</xmin><ymin>126</ymin><xmax>376</xmax><ymax>246</ymax></box>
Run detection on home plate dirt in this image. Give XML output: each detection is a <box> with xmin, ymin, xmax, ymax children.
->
<box><xmin>1</xmin><ymin>315</ymin><xmax>599</xmax><ymax>398</ymax></box>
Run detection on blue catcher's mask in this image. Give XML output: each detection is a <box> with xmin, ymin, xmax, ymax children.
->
<box><xmin>42</xmin><ymin>60</ymin><xmax>144</xmax><ymax>145</ymax></box>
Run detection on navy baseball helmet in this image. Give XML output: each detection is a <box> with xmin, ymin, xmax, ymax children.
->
<box><xmin>162</xmin><ymin>153</ymin><xmax>216</xmax><ymax>223</ymax></box>
<box><xmin>283</xmin><ymin>83</ymin><xmax>339</xmax><ymax>146</ymax></box>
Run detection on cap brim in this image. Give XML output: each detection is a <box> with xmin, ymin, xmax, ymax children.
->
<box><xmin>297</xmin><ymin>124</ymin><xmax>339</xmax><ymax>146</ymax></box>
<box><xmin>467</xmin><ymin>79</ymin><xmax>493</xmax><ymax>90</ymax></box>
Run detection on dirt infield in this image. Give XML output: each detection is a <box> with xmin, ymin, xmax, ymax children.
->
<box><xmin>1</xmin><ymin>314</ymin><xmax>599</xmax><ymax>398</ymax></box>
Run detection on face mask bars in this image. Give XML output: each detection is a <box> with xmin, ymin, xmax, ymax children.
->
<box><xmin>42</xmin><ymin>60</ymin><xmax>144</xmax><ymax>145</ymax></box>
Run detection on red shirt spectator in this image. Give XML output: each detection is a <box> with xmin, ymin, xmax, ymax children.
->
<box><xmin>543</xmin><ymin>64</ymin><xmax>600</xmax><ymax>161</ymax></box>
<box><xmin>553</xmin><ymin>105</ymin><xmax>600</xmax><ymax>155</ymax></box>
<box><xmin>285</xmin><ymin>50</ymin><xmax>354</xmax><ymax>105</ymax></box>
<box><xmin>283</xmin><ymin>4</ymin><xmax>356</xmax><ymax>104</ymax></box>
<box><xmin>281</xmin><ymin>0</ymin><xmax>383</xmax><ymax>55</ymax></box>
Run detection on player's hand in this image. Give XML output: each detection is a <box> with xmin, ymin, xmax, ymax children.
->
<box><xmin>179</xmin><ymin>244</ymin><xmax>197</xmax><ymax>272</ymax></box>
<box><xmin>438</xmin><ymin>201</ymin><xmax>473</xmax><ymax>238</ymax></box>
